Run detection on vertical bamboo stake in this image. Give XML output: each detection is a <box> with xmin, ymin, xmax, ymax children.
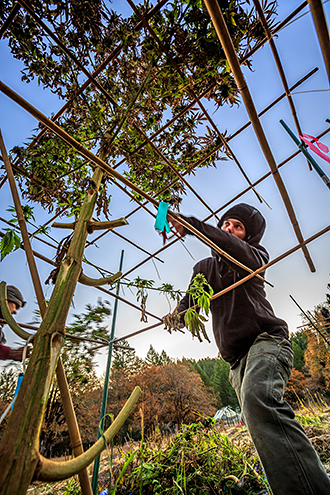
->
<box><xmin>202</xmin><ymin>0</ymin><xmax>316</xmax><ymax>273</ymax></box>
<box><xmin>91</xmin><ymin>250</ymin><xmax>124</xmax><ymax>494</ymax></box>
<box><xmin>252</xmin><ymin>0</ymin><xmax>311</xmax><ymax>171</ymax></box>
<box><xmin>0</xmin><ymin>130</ymin><xmax>93</xmax><ymax>495</ymax></box>
<box><xmin>308</xmin><ymin>0</ymin><xmax>330</xmax><ymax>84</ymax></box>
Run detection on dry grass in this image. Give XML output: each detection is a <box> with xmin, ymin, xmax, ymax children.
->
<box><xmin>27</xmin><ymin>407</ymin><xmax>330</xmax><ymax>494</ymax></box>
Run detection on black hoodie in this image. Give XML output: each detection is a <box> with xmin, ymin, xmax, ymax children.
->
<box><xmin>176</xmin><ymin>205</ymin><xmax>288</xmax><ymax>368</ymax></box>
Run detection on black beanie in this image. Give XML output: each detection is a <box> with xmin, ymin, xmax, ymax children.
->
<box><xmin>218</xmin><ymin>204</ymin><xmax>266</xmax><ymax>244</ymax></box>
<box><xmin>6</xmin><ymin>285</ymin><xmax>26</xmax><ymax>308</ymax></box>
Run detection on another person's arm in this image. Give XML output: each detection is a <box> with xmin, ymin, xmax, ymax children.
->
<box><xmin>0</xmin><ymin>344</ymin><xmax>24</xmax><ymax>361</ymax></box>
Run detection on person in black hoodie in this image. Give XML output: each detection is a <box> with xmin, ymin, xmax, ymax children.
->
<box><xmin>169</xmin><ymin>203</ymin><xmax>330</xmax><ymax>495</ymax></box>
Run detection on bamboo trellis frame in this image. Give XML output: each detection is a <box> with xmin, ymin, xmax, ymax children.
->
<box><xmin>0</xmin><ymin>0</ymin><xmax>328</xmax><ymax>325</ymax></box>
<box><xmin>0</xmin><ymin>0</ymin><xmax>330</xmax><ymax>491</ymax></box>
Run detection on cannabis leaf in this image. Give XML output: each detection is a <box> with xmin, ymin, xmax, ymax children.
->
<box><xmin>0</xmin><ymin>229</ymin><xmax>21</xmax><ymax>261</ymax></box>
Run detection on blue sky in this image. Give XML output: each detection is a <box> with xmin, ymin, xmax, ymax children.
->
<box><xmin>0</xmin><ymin>0</ymin><xmax>330</xmax><ymax>373</ymax></box>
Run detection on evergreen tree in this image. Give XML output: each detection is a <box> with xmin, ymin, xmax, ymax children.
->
<box><xmin>291</xmin><ymin>341</ymin><xmax>305</xmax><ymax>373</ymax></box>
<box><xmin>213</xmin><ymin>357</ymin><xmax>238</xmax><ymax>409</ymax></box>
<box><xmin>112</xmin><ymin>339</ymin><xmax>143</xmax><ymax>374</ymax></box>
<box><xmin>189</xmin><ymin>360</ymin><xmax>213</xmax><ymax>388</ymax></box>
<box><xmin>197</xmin><ymin>358</ymin><xmax>217</xmax><ymax>383</ymax></box>
<box><xmin>290</xmin><ymin>330</ymin><xmax>308</xmax><ymax>373</ymax></box>
<box><xmin>145</xmin><ymin>345</ymin><xmax>171</xmax><ymax>366</ymax></box>
<box><xmin>159</xmin><ymin>350</ymin><xmax>172</xmax><ymax>366</ymax></box>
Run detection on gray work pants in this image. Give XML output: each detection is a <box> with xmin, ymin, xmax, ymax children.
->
<box><xmin>229</xmin><ymin>332</ymin><xmax>330</xmax><ymax>495</ymax></box>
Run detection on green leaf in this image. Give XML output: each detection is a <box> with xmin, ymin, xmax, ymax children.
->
<box><xmin>0</xmin><ymin>229</ymin><xmax>21</xmax><ymax>261</ymax></box>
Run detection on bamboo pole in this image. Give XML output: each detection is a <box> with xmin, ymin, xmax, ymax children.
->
<box><xmin>203</xmin><ymin>0</ymin><xmax>316</xmax><ymax>273</ymax></box>
<box><xmin>308</xmin><ymin>0</ymin><xmax>330</xmax><ymax>84</ymax></box>
<box><xmin>243</xmin><ymin>2</ymin><xmax>309</xmax><ymax>60</ymax></box>
<box><xmin>0</xmin><ymin>132</ymin><xmax>93</xmax><ymax>495</ymax></box>
<box><xmin>0</xmin><ymin>81</ymin><xmax>270</xmax><ymax>286</ymax></box>
<box><xmin>290</xmin><ymin>295</ymin><xmax>330</xmax><ymax>345</ymax></box>
<box><xmin>0</xmin><ymin>3</ymin><xmax>20</xmax><ymax>39</ymax></box>
<box><xmin>252</xmin><ymin>0</ymin><xmax>310</xmax><ymax>170</ymax></box>
<box><xmin>206</xmin><ymin>125</ymin><xmax>330</xmax><ymax>221</ymax></box>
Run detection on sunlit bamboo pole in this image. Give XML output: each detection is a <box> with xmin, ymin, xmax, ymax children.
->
<box><xmin>253</xmin><ymin>0</ymin><xmax>310</xmax><ymax>170</ymax></box>
<box><xmin>0</xmin><ymin>132</ymin><xmax>93</xmax><ymax>495</ymax></box>
<box><xmin>203</xmin><ymin>0</ymin><xmax>316</xmax><ymax>273</ymax></box>
<box><xmin>244</xmin><ymin>1</ymin><xmax>309</xmax><ymax>60</ymax></box>
<box><xmin>308</xmin><ymin>0</ymin><xmax>330</xmax><ymax>83</ymax></box>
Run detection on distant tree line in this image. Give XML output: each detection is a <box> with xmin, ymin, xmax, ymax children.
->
<box><xmin>285</xmin><ymin>284</ymin><xmax>330</xmax><ymax>406</ymax></box>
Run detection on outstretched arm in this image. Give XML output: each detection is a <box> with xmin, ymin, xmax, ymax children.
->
<box><xmin>0</xmin><ymin>344</ymin><xmax>24</xmax><ymax>361</ymax></box>
<box><xmin>168</xmin><ymin>215</ymin><xmax>185</xmax><ymax>237</ymax></box>
<box><xmin>171</xmin><ymin>214</ymin><xmax>269</xmax><ymax>274</ymax></box>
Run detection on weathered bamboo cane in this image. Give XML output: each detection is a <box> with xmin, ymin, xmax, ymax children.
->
<box><xmin>203</xmin><ymin>0</ymin><xmax>316</xmax><ymax>273</ymax></box>
<box><xmin>307</xmin><ymin>0</ymin><xmax>330</xmax><ymax>84</ymax></box>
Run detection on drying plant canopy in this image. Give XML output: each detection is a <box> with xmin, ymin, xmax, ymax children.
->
<box><xmin>1</xmin><ymin>0</ymin><xmax>276</xmax><ymax>216</ymax></box>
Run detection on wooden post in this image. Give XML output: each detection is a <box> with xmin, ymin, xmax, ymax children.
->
<box><xmin>308</xmin><ymin>0</ymin><xmax>330</xmax><ymax>84</ymax></box>
<box><xmin>202</xmin><ymin>0</ymin><xmax>316</xmax><ymax>273</ymax></box>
